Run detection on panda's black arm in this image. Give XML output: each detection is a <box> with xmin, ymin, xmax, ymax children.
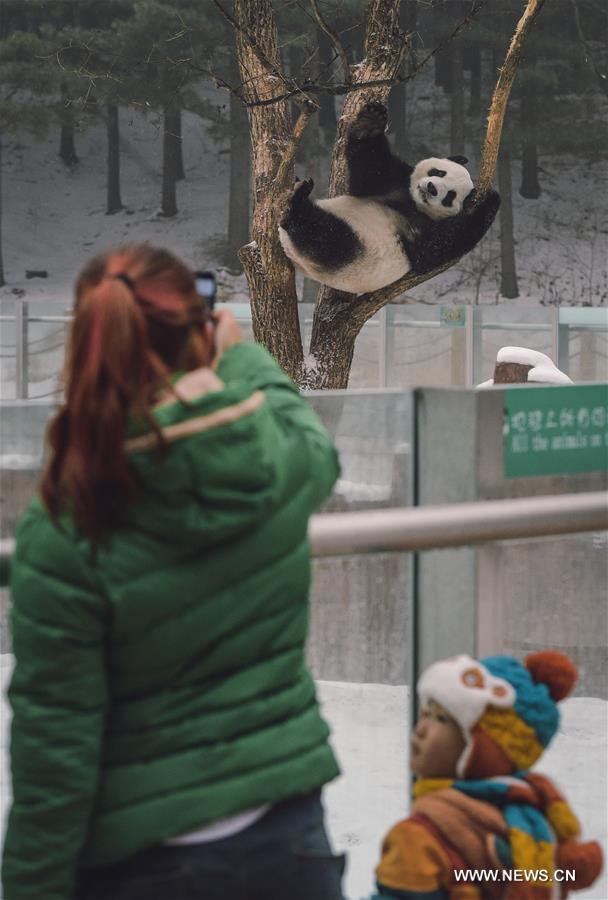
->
<box><xmin>346</xmin><ymin>102</ymin><xmax>413</xmax><ymax>198</ymax></box>
<box><xmin>406</xmin><ymin>190</ymin><xmax>501</xmax><ymax>274</ymax></box>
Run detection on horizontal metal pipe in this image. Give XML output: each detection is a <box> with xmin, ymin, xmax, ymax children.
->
<box><xmin>309</xmin><ymin>491</ymin><xmax>608</xmax><ymax>557</ymax></box>
<box><xmin>1</xmin><ymin>493</ymin><xmax>606</xmax><ymax>585</ymax></box>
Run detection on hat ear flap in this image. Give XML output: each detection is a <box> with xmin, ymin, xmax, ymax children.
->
<box><xmin>460</xmin><ymin>726</ymin><xmax>514</xmax><ymax>779</ymax></box>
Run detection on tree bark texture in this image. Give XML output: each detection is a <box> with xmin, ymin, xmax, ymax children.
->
<box><xmin>497</xmin><ymin>145</ymin><xmax>519</xmax><ymax>298</ymax></box>
<box><xmin>234</xmin><ymin>0</ymin><xmax>304</xmax><ymax>379</ymax></box>
<box><xmin>106</xmin><ymin>104</ymin><xmax>123</xmax><ymax>215</ymax></box>
<box><xmin>161</xmin><ymin>103</ymin><xmax>179</xmax><ymax>217</ymax></box>
<box><xmin>225</xmin><ymin>55</ymin><xmax>251</xmax><ymax>273</ymax></box>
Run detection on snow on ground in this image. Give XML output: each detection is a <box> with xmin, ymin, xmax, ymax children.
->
<box><xmin>1</xmin><ymin>79</ymin><xmax>607</xmax><ymax>314</ymax></box>
<box><xmin>1</xmin><ymin>655</ymin><xmax>606</xmax><ymax>899</ymax></box>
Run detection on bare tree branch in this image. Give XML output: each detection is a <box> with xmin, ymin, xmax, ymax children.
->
<box><xmin>478</xmin><ymin>0</ymin><xmax>546</xmax><ymax>195</ymax></box>
<box><xmin>310</xmin><ymin>0</ymin><xmax>351</xmax><ymax>86</ymax></box>
<box><xmin>212</xmin><ymin>0</ymin><xmax>318</xmax><ymax>109</ymax></box>
<box><xmin>274</xmin><ymin>101</ymin><xmax>317</xmax><ymax>192</ymax></box>
<box><xmin>236</xmin><ymin>0</ymin><xmax>488</xmax><ymax>108</ymax></box>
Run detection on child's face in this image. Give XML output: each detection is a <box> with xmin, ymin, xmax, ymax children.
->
<box><xmin>410</xmin><ymin>699</ymin><xmax>466</xmax><ymax>778</ymax></box>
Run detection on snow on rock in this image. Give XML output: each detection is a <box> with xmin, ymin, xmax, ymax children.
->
<box><xmin>496</xmin><ymin>346</ymin><xmax>574</xmax><ymax>384</ymax></box>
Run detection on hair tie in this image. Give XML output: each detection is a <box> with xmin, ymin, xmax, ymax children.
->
<box><xmin>113</xmin><ymin>273</ymin><xmax>136</xmax><ymax>292</ymax></box>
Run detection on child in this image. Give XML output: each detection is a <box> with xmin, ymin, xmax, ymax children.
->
<box><xmin>371</xmin><ymin>651</ymin><xmax>603</xmax><ymax>899</ymax></box>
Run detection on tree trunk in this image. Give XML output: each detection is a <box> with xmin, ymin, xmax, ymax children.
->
<box><xmin>435</xmin><ymin>44</ymin><xmax>452</xmax><ymax>91</ymax></box>
<box><xmin>174</xmin><ymin>109</ymin><xmax>185</xmax><ymax>181</ymax></box>
<box><xmin>519</xmin><ymin>51</ymin><xmax>541</xmax><ymax>198</ymax></box>
<box><xmin>450</xmin><ymin>39</ymin><xmax>466</xmax><ymax>157</ymax></box>
<box><xmin>466</xmin><ymin>45</ymin><xmax>481</xmax><ymax>117</ymax></box>
<box><xmin>160</xmin><ymin>102</ymin><xmax>179</xmax><ymax>217</ymax></box>
<box><xmin>309</xmin><ymin>0</ymin><xmax>409</xmax><ymax>388</ymax></box>
<box><xmin>289</xmin><ymin>45</ymin><xmax>304</xmax><ymax>126</ymax></box>
<box><xmin>317</xmin><ymin>30</ymin><xmax>337</xmax><ymax>146</ymax></box>
<box><xmin>59</xmin><ymin>83</ymin><xmax>78</xmax><ymax>167</ymax></box>
<box><xmin>0</xmin><ymin>133</ymin><xmax>5</xmax><ymax>287</ymax></box>
<box><xmin>498</xmin><ymin>145</ymin><xmax>519</xmax><ymax>298</ymax></box>
<box><xmin>225</xmin><ymin>53</ymin><xmax>251</xmax><ymax>273</ymax></box>
<box><xmin>106</xmin><ymin>104</ymin><xmax>123</xmax><ymax>215</ymax></box>
<box><xmin>387</xmin><ymin>0</ymin><xmax>417</xmax><ymax>157</ymax></box>
<box><xmin>234</xmin><ymin>0</ymin><xmax>303</xmax><ymax>380</ymax></box>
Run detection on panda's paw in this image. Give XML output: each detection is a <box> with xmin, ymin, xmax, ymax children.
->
<box><xmin>351</xmin><ymin>102</ymin><xmax>388</xmax><ymax>140</ymax></box>
<box><xmin>290</xmin><ymin>177</ymin><xmax>314</xmax><ymax>208</ymax></box>
<box><xmin>281</xmin><ymin>178</ymin><xmax>315</xmax><ymax>225</ymax></box>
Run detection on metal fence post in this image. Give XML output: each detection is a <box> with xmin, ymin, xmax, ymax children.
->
<box><xmin>15</xmin><ymin>299</ymin><xmax>28</xmax><ymax>400</ymax></box>
<box><xmin>465</xmin><ymin>305</ymin><xmax>482</xmax><ymax>386</ymax></box>
<box><xmin>378</xmin><ymin>306</ymin><xmax>388</xmax><ymax>387</ymax></box>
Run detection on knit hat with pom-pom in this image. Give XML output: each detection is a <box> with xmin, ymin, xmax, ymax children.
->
<box><xmin>417</xmin><ymin>651</ymin><xmax>578</xmax><ymax>779</ymax></box>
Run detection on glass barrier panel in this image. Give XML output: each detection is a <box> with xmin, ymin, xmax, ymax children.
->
<box><xmin>387</xmin><ymin>304</ymin><xmax>463</xmax><ymax>388</ymax></box>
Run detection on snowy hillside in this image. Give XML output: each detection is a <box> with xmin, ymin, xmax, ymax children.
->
<box><xmin>2</xmin><ymin>75</ymin><xmax>607</xmax><ymax>312</ymax></box>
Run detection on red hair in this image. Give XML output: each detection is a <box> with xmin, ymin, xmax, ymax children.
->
<box><xmin>42</xmin><ymin>244</ymin><xmax>209</xmax><ymax>543</ymax></box>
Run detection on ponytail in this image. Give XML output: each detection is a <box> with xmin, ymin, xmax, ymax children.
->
<box><xmin>42</xmin><ymin>245</ymin><xmax>205</xmax><ymax>543</ymax></box>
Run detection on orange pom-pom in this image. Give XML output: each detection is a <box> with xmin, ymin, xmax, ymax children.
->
<box><xmin>524</xmin><ymin>651</ymin><xmax>578</xmax><ymax>701</ymax></box>
<box><xmin>556</xmin><ymin>840</ymin><xmax>603</xmax><ymax>889</ymax></box>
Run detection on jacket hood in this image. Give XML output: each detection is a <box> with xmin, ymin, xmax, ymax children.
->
<box><xmin>121</xmin><ymin>366</ymin><xmax>278</xmax><ymax>548</ymax></box>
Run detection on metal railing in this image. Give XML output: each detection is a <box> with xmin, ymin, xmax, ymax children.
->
<box><xmin>3</xmin><ymin>300</ymin><xmax>607</xmax><ymax>398</ymax></box>
<box><xmin>1</xmin><ymin>492</ymin><xmax>606</xmax><ymax>586</ymax></box>
<box><xmin>308</xmin><ymin>491</ymin><xmax>608</xmax><ymax>556</ymax></box>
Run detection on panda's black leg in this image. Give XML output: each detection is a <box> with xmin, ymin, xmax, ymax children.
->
<box><xmin>407</xmin><ymin>190</ymin><xmax>501</xmax><ymax>274</ymax></box>
<box><xmin>280</xmin><ymin>179</ymin><xmax>362</xmax><ymax>270</ymax></box>
<box><xmin>346</xmin><ymin>102</ymin><xmax>413</xmax><ymax>198</ymax></box>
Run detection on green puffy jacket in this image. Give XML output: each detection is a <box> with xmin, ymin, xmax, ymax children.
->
<box><xmin>2</xmin><ymin>342</ymin><xmax>341</xmax><ymax>900</ymax></box>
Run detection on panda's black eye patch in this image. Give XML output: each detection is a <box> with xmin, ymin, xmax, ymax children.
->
<box><xmin>441</xmin><ymin>190</ymin><xmax>457</xmax><ymax>208</ymax></box>
<box><xmin>428</xmin><ymin>168</ymin><xmax>447</xmax><ymax>178</ymax></box>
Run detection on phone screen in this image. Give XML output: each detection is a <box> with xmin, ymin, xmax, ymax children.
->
<box><xmin>195</xmin><ymin>271</ymin><xmax>216</xmax><ymax>310</ymax></box>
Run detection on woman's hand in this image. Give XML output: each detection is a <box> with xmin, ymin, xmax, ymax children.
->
<box><xmin>211</xmin><ymin>308</ymin><xmax>244</xmax><ymax>367</ymax></box>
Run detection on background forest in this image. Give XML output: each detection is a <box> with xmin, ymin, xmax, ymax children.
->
<box><xmin>1</xmin><ymin>0</ymin><xmax>607</xmax><ymax>311</ymax></box>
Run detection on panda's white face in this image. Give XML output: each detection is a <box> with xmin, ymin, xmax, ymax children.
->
<box><xmin>410</xmin><ymin>157</ymin><xmax>474</xmax><ymax>220</ymax></box>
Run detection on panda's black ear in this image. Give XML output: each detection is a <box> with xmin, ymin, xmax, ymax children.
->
<box><xmin>448</xmin><ymin>155</ymin><xmax>468</xmax><ymax>165</ymax></box>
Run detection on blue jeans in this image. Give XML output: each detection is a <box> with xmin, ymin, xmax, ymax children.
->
<box><xmin>77</xmin><ymin>790</ymin><xmax>345</xmax><ymax>900</ymax></box>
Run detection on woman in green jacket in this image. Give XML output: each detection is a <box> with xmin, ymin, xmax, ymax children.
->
<box><xmin>2</xmin><ymin>245</ymin><xmax>344</xmax><ymax>900</ymax></box>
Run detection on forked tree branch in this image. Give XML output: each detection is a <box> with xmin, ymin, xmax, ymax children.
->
<box><xmin>306</xmin><ymin>0</ymin><xmax>547</xmax><ymax>388</ymax></box>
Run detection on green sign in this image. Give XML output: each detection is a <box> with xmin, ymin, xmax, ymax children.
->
<box><xmin>440</xmin><ymin>306</ymin><xmax>466</xmax><ymax>327</ymax></box>
<box><xmin>503</xmin><ymin>384</ymin><xmax>608</xmax><ymax>478</ymax></box>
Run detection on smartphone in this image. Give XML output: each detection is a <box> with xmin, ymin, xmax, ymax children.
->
<box><xmin>195</xmin><ymin>271</ymin><xmax>216</xmax><ymax>311</ymax></box>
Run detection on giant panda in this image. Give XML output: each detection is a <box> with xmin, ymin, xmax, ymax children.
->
<box><xmin>278</xmin><ymin>101</ymin><xmax>501</xmax><ymax>295</ymax></box>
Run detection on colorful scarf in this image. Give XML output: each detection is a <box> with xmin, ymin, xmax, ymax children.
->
<box><xmin>414</xmin><ymin>773</ymin><xmax>586</xmax><ymax>890</ymax></box>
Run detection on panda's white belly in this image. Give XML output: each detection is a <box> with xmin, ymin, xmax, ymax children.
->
<box><xmin>279</xmin><ymin>196</ymin><xmax>411</xmax><ymax>294</ymax></box>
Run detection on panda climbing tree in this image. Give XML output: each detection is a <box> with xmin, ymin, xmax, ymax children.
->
<box><xmin>278</xmin><ymin>101</ymin><xmax>501</xmax><ymax>295</ymax></box>
<box><xmin>217</xmin><ymin>0</ymin><xmax>547</xmax><ymax>389</ymax></box>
